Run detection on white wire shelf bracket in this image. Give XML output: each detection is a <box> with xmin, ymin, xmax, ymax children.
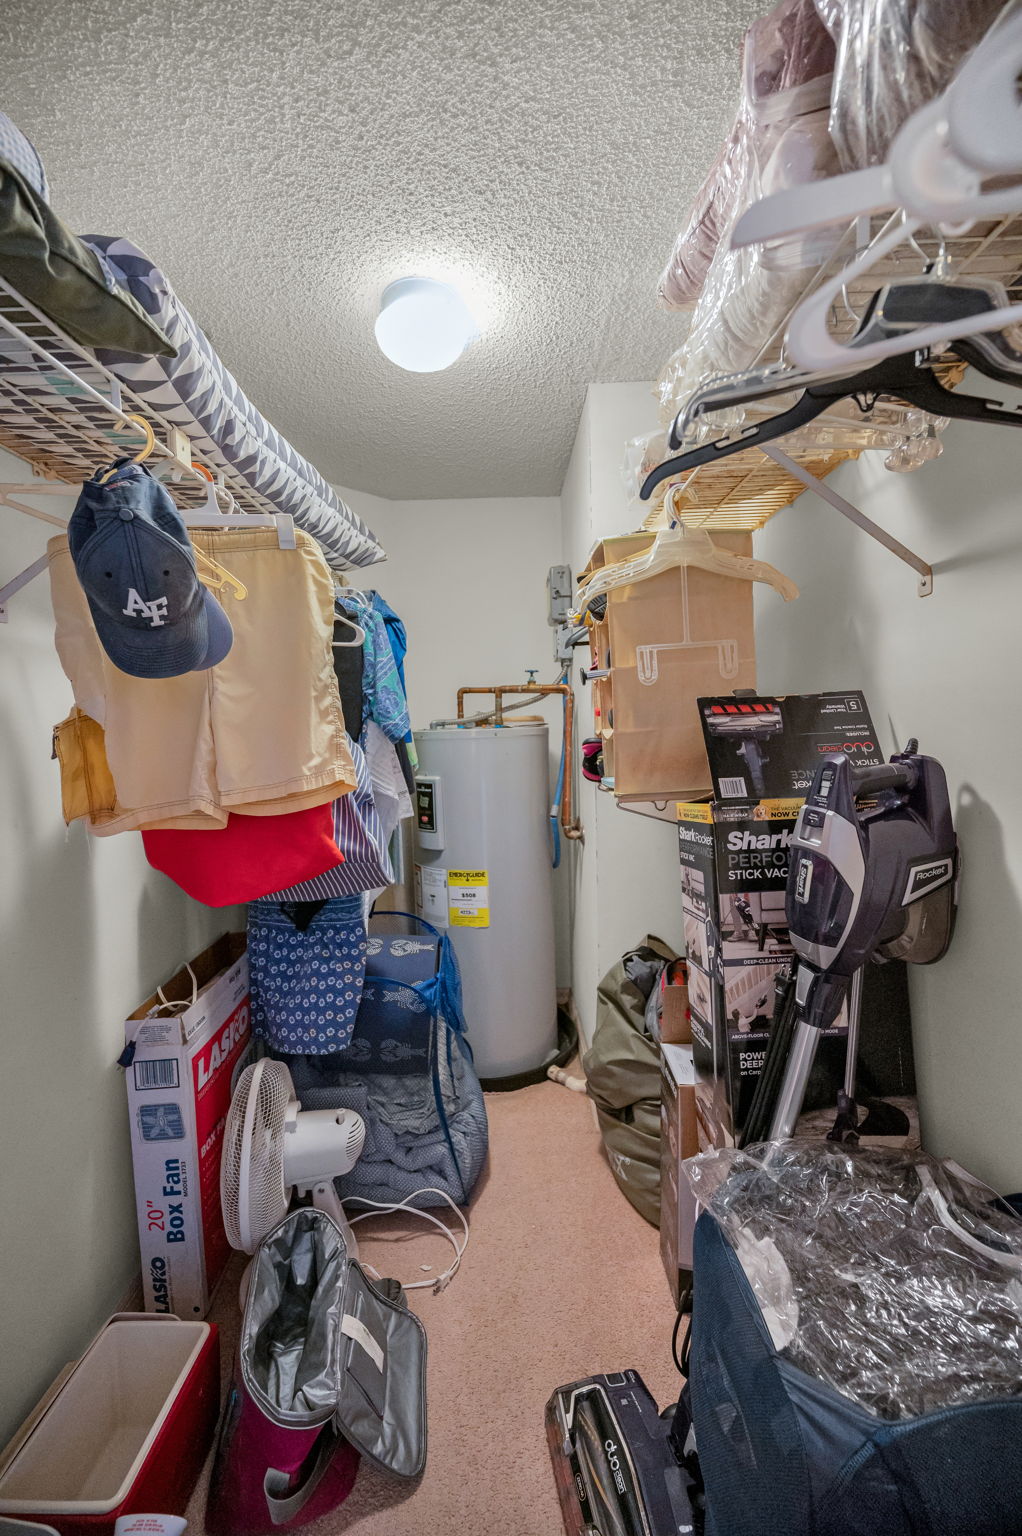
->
<box><xmin>763</xmin><ymin>446</ymin><xmax>933</xmax><ymax>597</ymax></box>
<box><xmin>0</xmin><ymin>278</ymin><xmax>209</xmax><ymax>494</ymax></box>
<box><xmin>0</xmin><ymin>552</ymin><xmax>50</xmax><ymax>623</ymax></box>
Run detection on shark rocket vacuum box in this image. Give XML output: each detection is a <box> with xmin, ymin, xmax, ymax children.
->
<box><xmin>678</xmin><ymin>691</ymin><xmax>885</xmax><ymax>1150</ymax></box>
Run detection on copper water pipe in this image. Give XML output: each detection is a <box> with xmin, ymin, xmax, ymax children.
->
<box><xmin>456</xmin><ymin>685</ymin><xmax>583</xmax><ymax>840</ymax></box>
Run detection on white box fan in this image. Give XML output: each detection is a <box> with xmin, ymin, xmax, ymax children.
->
<box><xmin>221</xmin><ymin>1058</ymin><xmax>365</xmax><ymax>1258</ymax></box>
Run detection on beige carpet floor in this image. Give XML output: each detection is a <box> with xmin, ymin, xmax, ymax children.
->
<box><xmin>188</xmin><ymin>1072</ymin><xmax>681</xmax><ymax>1535</ymax></box>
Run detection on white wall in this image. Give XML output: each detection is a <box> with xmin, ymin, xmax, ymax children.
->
<box><xmin>344</xmin><ymin>490</ymin><xmax>563</xmax><ymax>728</ymax></box>
<box><xmin>560</xmin><ymin>384</ymin><xmax>686</xmax><ymax>1045</ymax></box>
<box><xmin>338</xmin><ymin>486</ymin><xmax>573</xmax><ymax>986</ymax></box>
<box><xmin>0</xmin><ymin>449</ymin><xmax>233</xmax><ymax>1444</ymax></box>
<box><xmin>754</xmin><ymin>391</ymin><xmax>1022</xmax><ymax>1190</ymax></box>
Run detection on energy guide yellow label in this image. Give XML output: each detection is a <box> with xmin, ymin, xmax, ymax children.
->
<box><xmin>447</xmin><ymin>869</ymin><xmax>490</xmax><ymax>928</ymax></box>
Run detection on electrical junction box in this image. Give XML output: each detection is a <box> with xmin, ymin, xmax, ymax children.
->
<box><xmin>414</xmin><ymin>774</ymin><xmax>444</xmax><ymax>850</ymax></box>
<box><xmin>547</xmin><ymin>564</ymin><xmax>572</xmax><ymax>626</ymax></box>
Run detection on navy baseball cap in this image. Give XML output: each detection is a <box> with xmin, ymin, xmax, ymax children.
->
<box><xmin>68</xmin><ymin>460</ymin><xmax>233</xmax><ymax>679</ymax></box>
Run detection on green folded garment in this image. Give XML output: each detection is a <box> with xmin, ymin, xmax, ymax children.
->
<box><xmin>0</xmin><ymin>155</ymin><xmax>175</xmax><ymax>357</ymax></box>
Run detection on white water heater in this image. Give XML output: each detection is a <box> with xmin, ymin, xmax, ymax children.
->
<box><xmin>413</xmin><ymin>723</ymin><xmax>558</xmax><ymax>1082</ymax></box>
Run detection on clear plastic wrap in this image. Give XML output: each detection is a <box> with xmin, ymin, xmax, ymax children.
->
<box><xmin>658</xmin><ymin>0</ymin><xmax>836</xmax><ymax>311</ymax></box>
<box><xmin>684</xmin><ymin>1142</ymin><xmax>1022</xmax><ymax>1420</ymax></box>
<box><xmin>658</xmin><ymin>125</ymin><xmax>750</xmax><ymax>311</ymax></box>
<box><xmin>814</xmin><ymin>0</ymin><xmax>1006</xmax><ymax>170</ymax></box>
<box><xmin>621</xmin><ymin>428</ymin><xmax>670</xmax><ymax>505</ymax></box>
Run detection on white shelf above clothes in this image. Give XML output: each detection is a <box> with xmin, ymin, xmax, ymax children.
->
<box><xmin>0</xmin><ymin>273</ymin><xmax>383</xmax><ymax>617</ymax></box>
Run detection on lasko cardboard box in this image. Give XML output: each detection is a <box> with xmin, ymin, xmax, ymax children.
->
<box><xmin>124</xmin><ymin>934</ymin><xmax>253</xmax><ymax>1317</ymax></box>
<box><xmin>660</xmin><ymin>1042</ymin><xmax>699</xmax><ymax>1305</ymax></box>
<box><xmin>678</xmin><ymin>691</ymin><xmax>885</xmax><ymax>1149</ymax></box>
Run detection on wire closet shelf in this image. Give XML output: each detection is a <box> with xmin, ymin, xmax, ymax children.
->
<box><xmin>643</xmin><ymin>211</ymin><xmax>1022</xmax><ymax>535</ymax></box>
<box><xmin>0</xmin><ymin>273</ymin><xmax>350</xmax><ymax>543</ymax></box>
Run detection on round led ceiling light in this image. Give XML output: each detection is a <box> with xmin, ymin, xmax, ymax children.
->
<box><xmin>374</xmin><ymin>277</ymin><xmax>478</xmax><ymax>372</ymax></box>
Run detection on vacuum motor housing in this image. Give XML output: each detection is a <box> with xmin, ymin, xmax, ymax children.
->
<box><xmin>787</xmin><ymin>748</ymin><xmax>958</xmax><ymax>1029</ymax></box>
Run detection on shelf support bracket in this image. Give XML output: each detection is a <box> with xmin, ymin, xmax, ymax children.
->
<box><xmin>763</xmin><ymin>446</ymin><xmax>933</xmax><ymax>597</ymax></box>
<box><xmin>0</xmin><ymin>553</ymin><xmax>50</xmax><ymax>622</ymax></box>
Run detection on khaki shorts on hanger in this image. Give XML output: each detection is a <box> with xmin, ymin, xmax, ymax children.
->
<box><xmin>48</xmin><ymin>526</ymin><xmax>355</xmax><ymax>834</ymax></box>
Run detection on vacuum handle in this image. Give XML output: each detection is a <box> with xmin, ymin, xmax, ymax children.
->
<box><xmin>850</xmin><ymin>761</ymin><xmax>916</xmax><ymax>797</ymax></box>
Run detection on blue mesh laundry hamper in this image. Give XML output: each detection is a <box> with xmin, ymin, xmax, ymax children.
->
<box><xmin>286</xmin><ymin>914</ymin><xmax>488</xmax><ymax>1208</ymax></box>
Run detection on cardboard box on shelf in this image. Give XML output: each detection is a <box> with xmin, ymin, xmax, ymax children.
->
<box><xmin>578</xmin><ymin>532</ymin><xmax>757</xmax><ymax>802</ymax></box>
<box><xmin>124</xmin><ymin>933</ymin><xmax>252</xmax><ymax>1317</ymax></box>
<box><xmin>678</xmin><ymin>691</ymin><xmax>886</xmax><ymax>1149</ymax></box>
<box><xmin>660</xmin><ymin>1042</ymin><xmax>699</xmax><ymax>1305</ymax></box>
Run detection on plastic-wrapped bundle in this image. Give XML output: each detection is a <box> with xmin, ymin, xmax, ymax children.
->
<box><xmin>621</xmin><ymin>428</ymin><xmax>671</xmax><ymax>505</ymax></box>
<box><xmin>684</xmin><ymin>1142</ymin><xmax>1022</xmax><ymax>1419</ymax></box>
<box><xmin>814</xmin><ymin>0</ymin><xmax>1006</xmax><ymax>169</ymax></box>
<box><xmin>658</xmin><ymin>124</ymin><xmax>751</xmax><ymax>311</ymax></box>
<box><xmin>658</xmin><ymin>0</ymin><xmax>836</xmax><ymax>309</ymax></box>
<box><xmin>656</xmin><ymin>135</ymin><xmax>840</xmax><ymax>416</ymax></box>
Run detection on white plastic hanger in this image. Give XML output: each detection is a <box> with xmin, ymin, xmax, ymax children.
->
<box><xmin>333</xmin><ymin>611</ymin><xmax>366</xmax><ymax>648</ymax></box>
<box><xmin>785</xmin><ymin>218</ymin><xmax>1022</xmax><ymax>371</ymax></box>
<box><xmin>176</xmin><ymin>463</ymin><xmax>297</xmax><ymax>551</ymax></box>
<box><xmin>634</xmin><ymin>561</ymin><xmax>741</xmax><ymax>686</ymax></box>
<box><xmin>574</xmin><ymin>518</ymin><xmax>799</xmax><ymax>612</ymax></box>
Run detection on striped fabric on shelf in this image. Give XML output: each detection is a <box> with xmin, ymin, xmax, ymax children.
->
<box><xmin>80</xmin><ymin>234</ymin><xmax>384</xmax><ymax>570</ymax></box>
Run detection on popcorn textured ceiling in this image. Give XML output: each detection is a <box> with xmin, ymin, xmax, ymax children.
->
<box><xmin>0</xmin><ymin>0</ymin><xmax>762</xmax><ymax>500</ymax></box>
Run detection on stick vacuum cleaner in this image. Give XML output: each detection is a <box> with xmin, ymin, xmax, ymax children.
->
<box><xmin>760</xmin><ymin>740</ymin><xmax>958</xmax><ymax>1142</ymax></box>
<box><xmin>702</xmin><ymin>700</ymin><xmax>783</xmax><ymax>797</ymax></box>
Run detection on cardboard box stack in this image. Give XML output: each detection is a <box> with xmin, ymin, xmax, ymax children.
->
<box><xmin>677</xmin><ymin>691</ymin><xmax>884</xmax><ymax>1152</ymax></box>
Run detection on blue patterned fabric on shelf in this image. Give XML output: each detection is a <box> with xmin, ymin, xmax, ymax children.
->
<box><xmin>80</xmin><ymin>235</ymin><xmax>385</xmax><ymax>570</ymax></box>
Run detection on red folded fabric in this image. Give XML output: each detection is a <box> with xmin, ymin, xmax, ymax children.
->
<box><xmin>143</xmin><ymin>803</ymin><xmax>344</xmax><ymax>906</ymax></box>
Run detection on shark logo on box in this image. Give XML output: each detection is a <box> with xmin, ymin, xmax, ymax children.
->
<box><xmin>726</xmin><ymin>828</ymin><xmax>793</xmax><ymax>852</ymax></box>
<box><xmin>678</xmin><ymin>825</ymin><xmax>713</xmax><ymax>847</ymax></box>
